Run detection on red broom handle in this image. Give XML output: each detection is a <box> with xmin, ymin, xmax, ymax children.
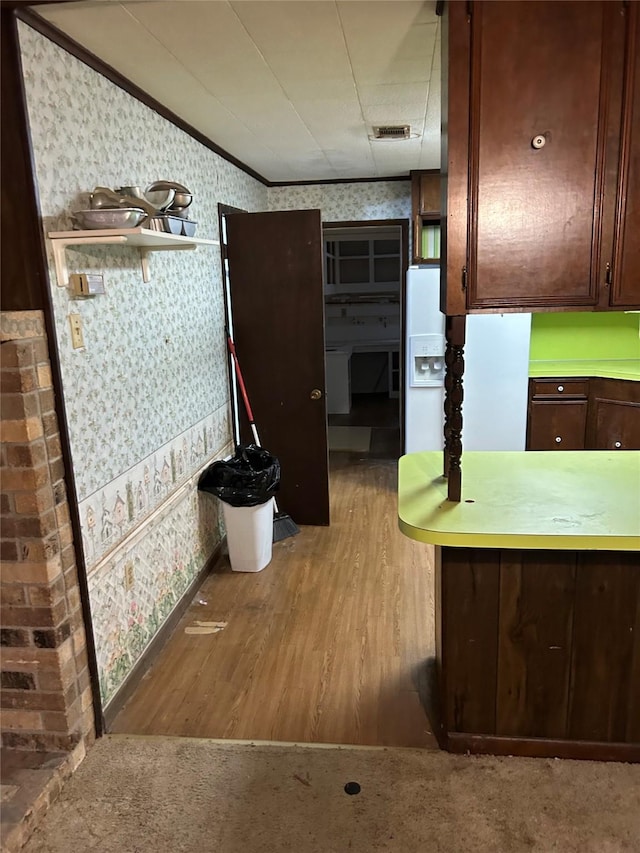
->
<box><xmin>226</xmin><ymin>332</ymin><xmax>280</xmax><ymax>513</ymax></box>
<box><xmin>226</xmin><ymin>335</ymin><xmax>255</xmax><ymax>424</ymax></box>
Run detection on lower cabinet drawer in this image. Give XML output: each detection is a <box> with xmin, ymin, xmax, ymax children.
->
<box><xmin>530</xmin><ymin>378</ymin><xmax>590</xmax><ymax>398</ymax></box>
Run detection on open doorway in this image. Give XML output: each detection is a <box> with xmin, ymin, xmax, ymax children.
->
<box><xmin>323</xmin><ymin>220</ymin><xmax>409</xmax><ymax>459</ymax></box>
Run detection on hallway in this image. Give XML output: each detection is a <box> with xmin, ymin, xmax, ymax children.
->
<box><xmin>110</xmin><ymin>453</ymin><xmax>436</xmax><ymax>748</ymax></box>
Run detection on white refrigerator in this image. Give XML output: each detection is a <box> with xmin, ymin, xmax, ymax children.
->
<box><xmin>404</xmin><ymin>267</ymin><xmax>531</xmax><ymax>453</ymax></box>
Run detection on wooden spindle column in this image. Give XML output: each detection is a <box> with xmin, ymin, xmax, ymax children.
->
<box><xmin>443</xmin><ymin>315</ymin><xmax>466</xmax><ymax>501</ymax></box>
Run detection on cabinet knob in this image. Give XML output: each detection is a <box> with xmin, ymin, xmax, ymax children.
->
<box><xmin>615</xmin><ymin>441</ymin><xmax>622</xmax><ymax>449</ymax></box>
<box><xmin>310</xmin><ymin>389</ymin><xmax>323</xmax><ymax>401</ymax></box>
<box><xmin>555</xmin><ymin>436</ymin><xmax>562</xmax><ymax>443</ymax></box>
<box><xmin>532</xmin><ymin>134</ymin><xmax>546</xmax><ymax>149</ymax></box>
<box><xmin>557</xmin><ymin>385</ymin><xmax>564</xmax><ymax>392</ymax></box>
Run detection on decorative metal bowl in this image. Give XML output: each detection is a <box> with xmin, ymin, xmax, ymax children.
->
<box><xmin>146</xmin><ymin>181</ymin><xmax>193</xmax><ymax>211</ymax></box>
<box><xmin>72</xmin><ymin>208</ymin><xmax>147</xmax><ymax>230</ymax></box>
<box><xmin>143</xmin><ymin>187</ymin><xmax>176</xmax><ymax>211</ymax></box>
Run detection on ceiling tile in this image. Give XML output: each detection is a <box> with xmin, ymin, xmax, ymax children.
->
<box><xmin>126</xmin><ymin>1</ymin><xmax>283</xmax><ymax>97</ymax></box>
<box><xmin>352</xmin><ymin>58</ymin><xmax>433</xmax><ymax>87</ymax></box>
<box><xmin>339</xmin><ymin>2</ymin><xmax>437</xmax><ymax>75</ymax></box>
<box><xmin>34</xmin><ymin>0</ymin><xmax>441</xmax><ymax>182</ymax></box>
<box><xmin>362</xmin><ymin>107</ymin><xmax>426</xmax><ymax>129</ymax></box>
<box><xmin>358</xmin><ymin>82</ymin><xmax>431</xmax><ymax>107</ymax></box>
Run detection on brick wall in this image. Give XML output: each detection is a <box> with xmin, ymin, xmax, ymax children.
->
<box><xmin>1</xmin><ymin>311</ymin><xmax>95</xmax><ymax>751</ymax></box>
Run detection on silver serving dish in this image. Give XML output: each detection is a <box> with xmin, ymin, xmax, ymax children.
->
<box><xmin>115</xmin><ymin>185</ymin><xmax>145</xmax><ymax>199</ymax></box>
<box><xmin>144</xmin><ymin>187</ymin><xmax>176</xmax><ymax>211</ymax></box>
<box><xmin>90</xmin><ymin>187</ymin><xmax>157</xmax><ymax>217</ymax></box>
<box><xmin>72</xmin><ymin>208</ymin><xmax>147</xmax><ymax>230</ymax></box>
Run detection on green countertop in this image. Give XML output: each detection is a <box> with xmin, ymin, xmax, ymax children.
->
<box><xmin>529</xmin><ymin>359</ymin><xmax>640</xmax><ymax>381</ymax></box>
<box><xmin>398</xmin><ymin>451</ymin><xmax>640</xmax><ymax>551</ymax></box>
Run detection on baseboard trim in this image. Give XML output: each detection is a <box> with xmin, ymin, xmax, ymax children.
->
<box><xmin>103</xmin><ymin>540</ymin><xmax>225</xmax><ymax>730</ymax></box>
<box><xmin>446</xmin><ymin>732</ymin><xmax>640</xmax><ymax>763</ymax></box>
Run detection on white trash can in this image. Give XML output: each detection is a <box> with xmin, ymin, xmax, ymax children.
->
<box><xmin>222</xmin><ymin>497</ymin><xmax>274</xmax><ymax>572</ymax></box>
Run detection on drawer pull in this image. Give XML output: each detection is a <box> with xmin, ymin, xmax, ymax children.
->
<box><xmin>555</xmin><ymin>436</ymin><xmax>562</xmax><ymax>443</ymax></box>
<box><xmin>557</xmin><ymin>385</ymin><xmax>564</xmax><ymax>392</ymax></box>
<box><xmin>615</xmin><ymin>441</ymin><xmax>622</xmax><ymax>449</ymax></box>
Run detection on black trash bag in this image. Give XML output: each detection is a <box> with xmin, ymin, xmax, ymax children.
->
<box><xmin>198</xmin><ymin>444</ymin><xmax>280</xmax><ymax>507</ymax></box>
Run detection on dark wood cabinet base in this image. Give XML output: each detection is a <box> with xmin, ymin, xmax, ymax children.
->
<box><xmin>445</xmin><ymin>733</ymin><xmax>640</xmax><ymax>763</ymax></box>
<box><xmin>435</xmin><ymin>546</ymin><xmax>640</xmax><ymax>762</ymax></box>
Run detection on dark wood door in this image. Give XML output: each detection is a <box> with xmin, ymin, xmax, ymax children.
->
<box><xmin>464</xmin><ymin>1</ymin><xmax>623</xmax><ymax>310</ymax></box>
<box><xmin>611</xmin><ymin>1</ymin><xmax>640</xmax><ymax>308</ymax></box>
<box><xmin>527</xmin><ymin>400</ymin><xmax>588</xmax><ymax>450</ymax></box>
<box><xmin>591</xmin><ymin>400</ymin><xmax>640</xmax><ymax>450</ymax></box>
<box><xmin>586</xmin><ymin>378</ymin><xmax>640</xmax><ymax>449</ymax></box>
<box><xmin>225</xmin><ymin>209</ymin><xmax>330</xmax><ymax>526</ymax></box>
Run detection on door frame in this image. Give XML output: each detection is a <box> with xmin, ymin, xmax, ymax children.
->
<box><xmin>323</xmin><ymin>218</ymin><xmax>410</xmax><ymax>453</ymax></box>
<box><xmin>217</xmin><ymin>203</ymin><xmax>247</xmax><ymax>446</ymax></box>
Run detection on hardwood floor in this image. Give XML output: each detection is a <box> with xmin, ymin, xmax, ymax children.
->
<box><xmin>329</xmin><ymin>394</ymin><xmax>401</xmax><ymax>458</ymax></box>
<box><xmin>328</xmin><ymin>392</ymin><xmax>399</xmax><ymax>429</ymax></box>
<box><xmin>110</xmin><ymin>454</ymin><xmax>437</xmax><ymax>748</ymax></box>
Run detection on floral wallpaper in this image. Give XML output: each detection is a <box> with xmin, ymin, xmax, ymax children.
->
<box><xmin>78</xmin><ymin>405</ymin><xmax>230</xmax><ymax>569</ymax></box>
<box><xmin>88</xmin><ymin>476</ymin><xmax>228</xmax><ymax>705</ymax></box>
<box><xmin>267</xmin><ymin>181</ymin><xmax>411</xmax><ymax>223</ymax></box>
<box><xmin>18</xmin><ymin>21</ymin><xmax>267</xmax><ymax>704</ymax></box>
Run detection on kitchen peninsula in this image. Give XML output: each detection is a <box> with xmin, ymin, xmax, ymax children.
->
<box><xmin>398</xmin><ymin>450</ymin><xmax>640</xmax><ymax>762</ymax></box>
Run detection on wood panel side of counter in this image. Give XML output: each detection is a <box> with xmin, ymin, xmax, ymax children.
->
<box><xmin>436</xmin><ymin>546</ymin><xmax>640</xmax><ymax>761</ymax></box>
<box><xmin>436</xmin><ymin>548</ymin><xmax>500</xmax><ymax>735</ymax></box>
<box><xmin>496</xmin><ymin>552</ymin><xmax>577</xmax><ymax>739</ymax></box>
<box><xmin>568</xmin><ymin>552</ymin><xmax>640</xmax><ymax>742</ymax></box>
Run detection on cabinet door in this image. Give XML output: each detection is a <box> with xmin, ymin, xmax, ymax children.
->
<box><xmin>591</xmin><ymin>400</ymin><xmax>640</xmax><ymax>450</ymax></box>
<box><xmin>417</xmin><ymin>172</ymin><xmax>440</xmax><ymax>214</ymax></box>
<box><xmin>527</xmin><ymin>401</ymin><xmax>588</xmax><ymax>450</ymax></box>
<box><xmin>586</xmin><ymin>378</ymin><xmax>640</xmax><ymax>448</ymax></box>
<box><xmin>411</xmin><ymin>171</ymin><xmax>441</xmax><ymax>264</ymax></box>
<box><xmin>611</xmin><ymin>2</ymin><xmax>640</xmax><ymax>308</ymax></box>
<box><xmin>444</xmin><ymin>1</ymin><xmax>624</xmax><ymax>313</ymax></box>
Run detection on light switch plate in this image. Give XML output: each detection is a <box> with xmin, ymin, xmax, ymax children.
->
<box><xmin>69</xmin><ymin>313</ymin><xmax>84</xmax><ymax>349</ymax></box>
<box><xmin>124</xmin><ymin>561</ymin><xmax>134</xmax><ymax>591</ymax></box>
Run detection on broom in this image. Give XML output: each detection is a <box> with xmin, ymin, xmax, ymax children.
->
<box><xmin>226</xmin><ymin>332</ymin><xmax>300</xmax><ymax>543</ymax></box>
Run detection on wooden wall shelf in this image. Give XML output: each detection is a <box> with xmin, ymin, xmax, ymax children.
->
<box><xmin>48</xmin><ymin>227</ymin><xmax>219</xmax><ymax>287</ymax></box>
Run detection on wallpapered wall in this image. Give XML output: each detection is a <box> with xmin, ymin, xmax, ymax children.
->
<box><xmin>18</xmin><ymin>23</ymin><xmax>413</xmax><ymax>708</ymax></box>
<box><xmin>18</xmin><ymin>22</ymin><xmax>267</xmax><ymax>705</ymax></box>
<box><xmin>267</xmin><ymin>182</ymin><xmax>411</xmax><ymax>224</ymax></box>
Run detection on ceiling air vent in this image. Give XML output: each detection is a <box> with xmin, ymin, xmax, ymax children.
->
<box><xmin>371</xmin><ymin>125</ymin><xmax>411</xmax><ymax>140</ymax></box>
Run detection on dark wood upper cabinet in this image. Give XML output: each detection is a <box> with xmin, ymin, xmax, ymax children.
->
<box><xmin>442</xmin><ymin>0</ymin><xmax>638</xmax><ymax>314</ymax></box>
<box><xmin>611</xmin><ymin>2</ymin><xmax>640</xmax><ymax>308</ymax></box>
<box><xmin>411</xmin><ymin>170</ymin><xmax>441</xmax><ymax>264</ymax></box>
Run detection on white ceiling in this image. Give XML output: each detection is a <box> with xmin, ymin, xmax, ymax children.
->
<box><xmin>32</xmin><ymin>0</ymin><xmax>441</xmax><ymax>184</ymax></box>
